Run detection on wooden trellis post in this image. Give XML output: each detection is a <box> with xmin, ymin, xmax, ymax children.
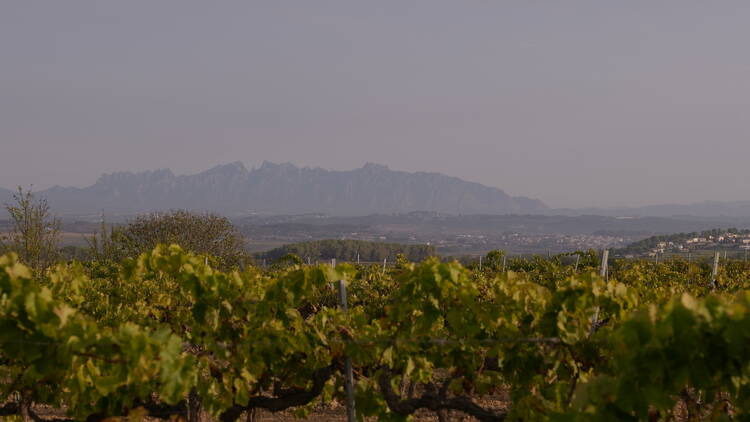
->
<box><xmin>337</xmin><ymin>279</ymin><xmax>356</xmax><ymax>422</ymax></box>
<box><xmin>711</xmin><ymin>252</ymin><xmax>720</xmax><ymax>289</ymax></box>
<box><xmin>600</xmin><ymin>249</ymin><xmax>609</xmax><ymax>279</ymax></box>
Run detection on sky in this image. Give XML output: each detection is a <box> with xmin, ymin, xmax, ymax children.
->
<box><xmin>1</xmin><ymin>1</ymin><xmax>749</xmax><ymax>208</ymax></box>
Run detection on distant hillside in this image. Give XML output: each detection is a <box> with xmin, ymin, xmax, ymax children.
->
<box><xmin>238</xmin><ymin>213</ymin><xmax>750</xmax><ymax>236</ymax></box>
<box><xmin>2</xmin><ymin>162</ymin><xmax>548</xmax><ymax>216</ymax></box>
<box><xmin>553</xmin><ymin>201</ymin><xmax>750</xmax><ymax>218</ymax></box>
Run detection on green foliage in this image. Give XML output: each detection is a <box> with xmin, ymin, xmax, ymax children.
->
<box><xmin>271</xmin><ymin>253</ymin><xmax>304</xmax><ymax>270</ymax></box>
<box><xmin>0</xmin><ymin>252</ymin><xmax>194</xmax><ymax>420</ymax></box>
<box><xmin>567</xmin><ymin>292</ymin><xmax>750</xmax><ymax>421</ymax></box>
<box><xmin>105</xmin><ymin>210</ymin><xmax>251</xmax><ymax>270</ymax></box>
<box><xmin>2</xmin><ymin>247</ymin><xmax>750</xmax><ymax>421</ymax></box>
<box><xmin>483</xmin><ymin>249</ymin><xmax>506</xmax><ymax>270</ymax></box>
<box><xmin>1</xmin><ymin>187</ymin><xmax>61</xmax><ymax>271</ymax></box>
<box><xmin>85</xmin><ymin>218</ymin><xmax>125</xmax><ymax>263</ymax></box>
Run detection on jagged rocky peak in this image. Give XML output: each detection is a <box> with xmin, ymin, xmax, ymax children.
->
<box><xmin>258</xmin><ymin>161</ymin><xmax>300</xmax><ymax>171</ymax></box>
<box><xmin>201</xmin><ymin>161</ymin><xmax>248</xmax><ymax>176</ymax></box>
<box><xmin>361</xmin><ymin>162</ymin><xmax>389</xmax><ymax>172</ymax></box>
<box><xmin>9</xmin><ymin>162</ymin><xmax>549</xmax><ymax>216</ymax></box>
<box><xmin>95</xmin><ymin>168</ymin><xmax>175</xmax><ymax>185</ymax></box>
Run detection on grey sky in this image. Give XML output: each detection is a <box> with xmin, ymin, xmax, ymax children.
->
<box><xmin>1</xmin><ymin>1</ymin><xmax>749</xmax><ymax>208</ymax></box>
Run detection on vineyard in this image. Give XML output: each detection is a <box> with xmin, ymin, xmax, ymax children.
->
<box><xmin>3</xmin><ymin>246</ymin><xmax>750</xmax><ymax>421</ymax></box>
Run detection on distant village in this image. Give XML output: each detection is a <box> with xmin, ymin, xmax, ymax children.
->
<box><xmin>431</xmin><ymin>232</ymin><xmax>629</xmax><ymax>255</ymax></box>
<box><xmin>619</xmin><ymin>229</ymin><xmax>750</xmax><ymax>258</ymax></box>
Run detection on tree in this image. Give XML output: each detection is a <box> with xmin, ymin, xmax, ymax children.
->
<box><xmin>1</xmin><ymin>187</ymin><xmax>61</xmax><ymax>271</ymax></box>
<box><xmin>86</xmin><ymin>217</ymin><xmax>127</xmax><ymax>263</ymax></box>
<box><xmin>113</xmin><ymin>210</ymin><xmax>250</xmax><ymax>269</ymax></box>
<box><xmin>271</xmin><ymin>253</ymin><xmax>304</xmax><ymax>270</ymax></box>
<box><xmin>483</xmin><ymin>250</ymin><xmax>506</xmax><ymax>271</ymax></box>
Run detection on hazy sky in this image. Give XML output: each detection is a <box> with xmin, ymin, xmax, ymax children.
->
<box><xmin>2</xmin><ymin>2</ymin><xmax>749</xmax><ymax>208</ymax></box>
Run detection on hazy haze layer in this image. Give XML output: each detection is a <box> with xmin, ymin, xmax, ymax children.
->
<box><xmin>1</xmin><ymin>1</ymin><xmax>749</xmax><ymax>208</ymax></box>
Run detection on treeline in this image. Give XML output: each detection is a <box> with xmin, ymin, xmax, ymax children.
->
<box><xmin>0</xmin><ymin>188</ymin><xmax>251</xmax><ymax>271</ymax></box>
<box><xmin>257</xmin><ymin>239</ymin><xmax>436</xmax><ymax>262</ymax></box>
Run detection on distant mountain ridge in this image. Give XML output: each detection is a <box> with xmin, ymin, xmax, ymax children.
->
<box><xmin>3</xmin><ymin>163</ymin><xmax>748</xmax><ymax>218</ymax></box>
<box><xmin>1</xmin><ymin>162</ymin><xmax>548</xmax><ymax>216</ymax></box>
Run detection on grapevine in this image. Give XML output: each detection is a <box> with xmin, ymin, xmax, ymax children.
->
<box><xmin>2</xmin><ymin>247</ymin><xmax>750</xmax><ymax>421</ymax></box>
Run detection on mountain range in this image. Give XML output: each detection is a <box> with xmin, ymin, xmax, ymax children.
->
<box><xmin>1</xmin><ymin>162</ymin><xmax>748</xmax><ymax>218</ymax></box>
<box><xmin>0</xmin><ymin>162</ymin><xmax>547</xmax><ymax>217</ymax></box>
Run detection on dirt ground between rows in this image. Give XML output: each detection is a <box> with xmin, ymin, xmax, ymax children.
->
<box><xmin>10</xmin><ymin>392</ymin><xmax>709</xmax><ymax>421</ymax></box>
<box><xmin>17</xmin><ymin>396</ymin><xmax>508</xmax><ymax>422</ymax></box>
<box><xmin>246</xmin><ymin>398</ymin><xmax>507</xmax><ymax>421</ymax></box>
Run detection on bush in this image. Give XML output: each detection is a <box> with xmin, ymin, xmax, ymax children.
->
<box><xmin>92</xmin><ymin>210</ymin><xmax>250</xmax><ymax>269</ymax></box>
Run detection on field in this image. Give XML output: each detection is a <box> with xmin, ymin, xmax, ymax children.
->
<box><xmin>2</xmin><ymin>247</ymin><xmax>750</xmax><ymax>421</ymax></box>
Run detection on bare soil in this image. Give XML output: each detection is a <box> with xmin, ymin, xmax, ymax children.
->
<box><xmin>17</xmin><ymin>396</ymin><xmax>509</xmax><ymax>422</ymax></box>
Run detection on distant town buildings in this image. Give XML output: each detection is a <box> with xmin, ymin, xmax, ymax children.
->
<box><xmin>642</xmin><ymin>230</ymin><xmax>750</xmax><ymax>256</ymax></box>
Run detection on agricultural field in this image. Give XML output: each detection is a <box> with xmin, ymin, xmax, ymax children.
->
<box><xmin>3</xmin><ymin>246</ymin><xmax>750</xmax><ymax>421</ymax></box>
